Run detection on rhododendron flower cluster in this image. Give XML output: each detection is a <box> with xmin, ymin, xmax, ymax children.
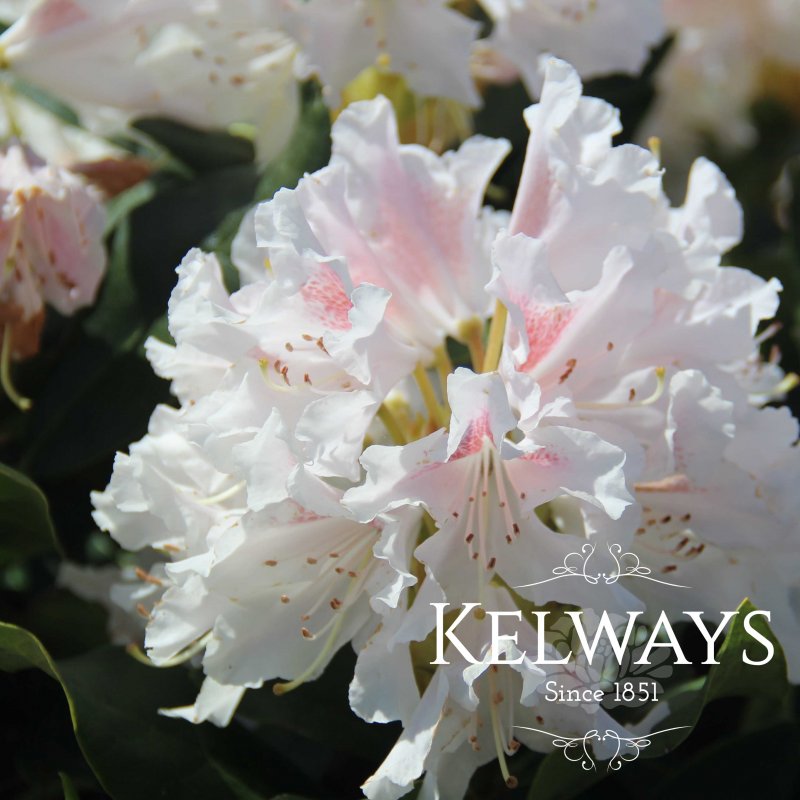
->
<box><xmin>0</xmin><ymin>0</ymin><xmax>667</xmax><ymax>161</ymax></box>
<box><xmin>91</xmin><ymin>57</ymin><xmax>800</xmax><ymax>797</ymax></box>
<box><xmin>644</xmin><ymin>0</ymin><xmax>800</xmax><ymax>160</ymax></box>
<box><xmin>0</xmin><ymin>142</ymin><xmax>105</xmax><ymax>407</ymax></box>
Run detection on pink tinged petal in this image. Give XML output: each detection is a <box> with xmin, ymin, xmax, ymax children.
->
<box><xmin>504</xmin><ymin>425</ymin><xmax>633</xmax><ymax>520</ymax></box>
<box><xmin>272</xmin><ymin>96</ymin><xmax>509</xmax><ymax>349</ymax></box>
<box><xmin>299</xmin><ymin>261</ymin><xmax>353</xmax><ymax>331</ymax></box>
<box><xmin>486</xmin><ymin>232</ymin><xmax>571</xmax><ymax>373</ymax></box>
<box><xmin>159</xmin><ymin>676</ymin><xmax>246</xmax><ymax>727</ymax></box>
<box><xmin>446</xmin><ymin>368</ymin><xmax>517</xmax><ymax>459</ymax></box>
<box><xmin>345</xmin><ymin>429</ymin><xmax>451</xmax><ymax>523</ymax></box>
<box><xmin>509</xmin><ymin>57</ymin><xmax>586</xmax><ymax>238</ymax></box>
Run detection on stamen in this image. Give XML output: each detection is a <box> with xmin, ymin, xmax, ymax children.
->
<box><xmin>459</xmin><ymin>317</ymin><xmax>486</xmax><ymax>373</ymax></box>
<box><xmin>377</xmin><ymin>403</ymin><xmax>408</xmax><ymax>444</ymax></box>
<box><xmin>1</xmin><ymin>323</ymin><xmax>31</xmax><ymax>411</ymax></box>
<box><xmin>197</xmin><ymin>480</ymin><xmax>246</xmax><ymax>506</ymax></box>
<box><xmin>127</xmin><ymin>631</ymin><xmax>211</xmax><ymax>668</ymax></box>
<box><xmin>413</xmin><ymin>363</ymin><xmax>447</xmax><ymax>428</ymax></box>
<box><xmin>482</xmin><ymin>301</ymin><xmax>508</xmax><ymax>373</ymax></box>
<box><xmin>575</xmin><ymin>366</ymin><xmax>666</xmax><ymax>410</ymax></box>
<box><xmin>488</xmin><ymin>669</ymin><xmax>517</xmax><ymax>789</ymax></box>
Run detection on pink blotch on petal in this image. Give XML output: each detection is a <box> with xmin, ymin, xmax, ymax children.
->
<box><xmin>521</xmin><ymin>447</ymin><xmax>562</xmax><ymax>467</ymax></box>
<box><xmin>451</xmin><ymin>410</ymin><xmax>491</xmax><ymax>460</ymax></box>
<box><xmin>300</xmin><ymin>264</ymin><xmax>353</xmax><ymax>331</ymax></box>
<box><xmin>518</xmin><ymin>299</ymin><xmax>575</xmax><ymax>372</ymax></box>
<box><xmin>29</xmin><ymin>0</ymin><xmax>90</xmax><ymax>36</ymax></box>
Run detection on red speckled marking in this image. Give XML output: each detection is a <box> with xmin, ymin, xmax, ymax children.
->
<box><xmin>451</xmin><ymin>411</ymin><xmax>491</xmax><ymax>460</ymax></box>
<box><xmin>300</xmin><ymin>264</ymin><xmax>352</xmax><ymax>331</ymax></box>
<box><xmin>519</xmin><ymin>301</ymin><xmax>575</xmax><ymax>373</ymax></box>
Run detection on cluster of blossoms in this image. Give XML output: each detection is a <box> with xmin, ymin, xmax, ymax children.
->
<box><xmin>0</xmin><ymin>0</ymin><xmax>666</xmax><ymax>159</ymax></box>
<box><xmin>0</xmin><ymin>142</ymin><xmax>106</xmax><ymax>407</ymax></box>
<box><xmin>644</xmin><ymin>0</ymin><xmax>800</xmax><ymax>160</ymax></box>
<box><xmin>91</xmin><ymin>57</ymin><xmax>800</xmax><ymax>798</ymax></box>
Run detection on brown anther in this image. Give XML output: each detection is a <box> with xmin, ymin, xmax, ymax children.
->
<box><xmin>301</xmin><ymin>614</ymin><xmax>310</xmax><ymax>621</ymax></box>
<box><xmin>509</xmin><ymin>738</ymin><xmax>521</xmax><ymax>752</ymax></box>
<box><xmin>607</xmin><ymin>342</ymin><xmax>614</xmax><ymax>351</ymax></box>
<box><xmin>452</xmin><ymin>511</ymin><xmax>459</xmax><ymax>518</ymax></box>
<box><xmin>135</xmin><ymin>567</ymin><xmax>163</xmax><ymax>586</ymax></box>
<box><xmin>468</xmin><ymin>496</ymin><xmax>475</xmax><ymax>502</ymax></box>
<box><xmin>301</xmin><ymin>627</ymin><xmax>313</xmax><ymax>639</ymax></box>
<box><xmin>329</xmin><ymin>552</ymin><xmax>340</xmax><ymax>558</ymax></box>
<box><xmin>499</xmin><ymin>501</ymin><xmax>506</xmax><ymax>508</ymax></box>
<box><xmin>280</xmin><ymin>595</ymin><xmax>290</xmax><ymax>604</ymax></box>
<box><xmin>330</xmin><ymin>598</ymin><xmax>342</xmax><ymax>610</ymax></box>
<box><xmin>506</xmin><ymin>535</ymin><xmax>513</xmax><ymax>544</ymax></box>
<box><xmin>662</xmin><ymin>565</ymin><xmax>677</xmax><ymax>573</ymax></box>
<box><xmin>316</xmin><ymin>336</ymin><xmax>329</xmax><ymax>354</ymax></box>
<box><xmin>281</xmin><ymin>365</ymin><xmax>290</xmax><ymax>386</ymax></box>
<box><xmin>285</xmin><ymin>342</ymin><xmax>294</xmax><ymax>352</ymax></box>
<box><xmin>493</xmin><ymin>691</ymin><xmax>504</xmax><ymax>703</ymax></box>
<box><xmin>520</xmin><ymin>492</ymin><xmax>527</xmax><ymax>500</ymax></box>
<box><xmin>681</xmin><ymin>513</ymin><xmax>692</xmax><ymax>522</ymax></box>
<box><xmin>136</xmin><ymin>603</ymin><xmax>151</xmax><ymax>619</ymax></box>
<box><xmin>506</xmin><ymin>776</ymin><xmax>519</xmax><ymax>789</ymax></box>
<box><xmin>558</xmin><ymin>358</ymin><xmax>577</xmax><ymax>383</ymax></box>
<box><xmin>335</xmin><ymin>567</ymin><xmax>345</xmax><ymax>574</ymax></box>
<box><xmin>304</xmin><ymin>373</ymin><xmax>312</xmax><ymax>384</ymax></box>
<box><xmin>636</xmin><ymin>527</ymin><xmax>646</xmax><ymax>534</ymax></box>
<box><xmin>230</xmin><ymin>74</ymin><xmax>246</xmax><ymax>86</ymax></box>
<box><xmin>512</xmin><ymin>523</ymin><xmax>520</xmax><ymax>534</ymax></box>
<box><xmin>487</xmin><ymin>557</ymin><xmax>496</xmax><ymax>570</ymax></box>
<box><xmin>264</xmin><ymin>560</ymin><xmax>278</xmax><ymax>567</ymax></box>
<box><xmin>306</xmin><ymin>556</ymin><xmax>318</xmax><ymax>565</ymax></box>
<box><xmin>472</xmin><ymin>552</ymin><xmax>479</xmax><ymax>560</ymax></box>
<box><xmin>661</xmin><ymin>515</ymin><xmax>672</xmax><ymax>524</ymax></box>
<box><xmin>629</xmin><ymin>388</ymin><xmax>636</xmax><ymax>401</ymax></box>
<box><xmin>302</xmin><ymin>333</ymin><xmax>314</xmax><ymax>341</ymax></box>
<box><xmin>465</xmin><ymin>533</ymin><xmax>474</xmax><ymax>543</ymax></box>
<box><xmin>348</xmin><ymin>570</ymin><xmax>358</xmax><ymax>578</ymax></box>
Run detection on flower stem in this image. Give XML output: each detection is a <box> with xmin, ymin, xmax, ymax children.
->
<box><xmin>482</xmin><ymin>301</ymin><xmax>507</xmax><ymax>373</ymax></box>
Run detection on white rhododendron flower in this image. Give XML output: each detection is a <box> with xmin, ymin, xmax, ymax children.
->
<box><xmin>0</xmin><ymin>142</ymin><xmax>106</xmax><ymax>384</ymax></box>
<box><xmin>477</xmin><ymin>0</ymin><xmax>664</xmax><ymax>95</ymax></box>
<box><xmin>281</xmin><ymin>0</ymin><xmax>481</xmax><ymax>106</ymax></box>
<box><xmin>644</xmin><ymin>0</ymin><xmax>800</xmax><ymax>159</ymax></box>
<box><xmin>92</xmin><ymin>57</ymin><xmax>800</xmax><ymax>797</ymax></box>
<box><xmin>0</xmin><ymin>0</ymin><xmax>300</xmax><ymax>161</ymax></box>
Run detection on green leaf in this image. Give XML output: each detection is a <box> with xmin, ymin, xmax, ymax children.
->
<box><xmin>0</xmin><ymin>626</ymin><xmax>282</xmax><ymax>800</ymax></box>
<box><xmin>133</xmin><ymin>118</ymin><xmax>256</xmax><ymax>172</ymax></box>
<box><xmin>0</xmin><ymin>621</ymin><xmax>62</xmax><ymax>680</ymax></box>
<box><xmin>255</xmin><ymin>85</ymin><xmax>331</xmax><ymax>203</ymax></box>
<box><xmin>644</xmin><ymin>598</ymin><xmax>790</xmax><ymax>758</ymax></box>
<box><xmin>0</xmin><ymin>462</ymin><xmax>61</xmax><ymax>564</ymax></box>
<box><xmin>59</xmin><ymin>771</ymin><xmax>81</xmax><ymax>800</ymax></box>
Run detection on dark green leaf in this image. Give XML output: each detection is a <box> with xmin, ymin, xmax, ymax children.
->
<box><xmin>133</xmin><ymin>118</ymin><xmax>255</xmax><ymax>172</ymax></box>
<box><xmin>0</xmin><ymin>462</ymin><xmax>60</xmax><ymax>563</ymax></box>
